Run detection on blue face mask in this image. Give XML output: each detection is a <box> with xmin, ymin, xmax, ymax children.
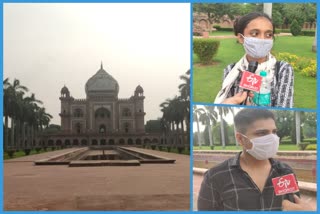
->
<box><xmin>241</xmin><ymin>34</ymin><xmax>274</xmax><ymax>59</ymax></box>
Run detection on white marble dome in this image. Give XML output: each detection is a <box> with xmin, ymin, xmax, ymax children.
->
<box><xmin>85</xmin><ymin>63</ymin><xmax>119</xmax><ymax>95</ymax></box>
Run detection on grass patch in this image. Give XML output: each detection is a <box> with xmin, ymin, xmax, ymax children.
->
<box><xmin>193</xmin><ymin>36</ymin><xmax>316</xmax><ymax>109</ymax></box>
<box><xmin>193</xmin><ymin>144</ymin><xmax>300</xmax><ymax>151</ymax></box>
<box><xmin>209</xmin><ymin>31</ymin><xmax>234</xmax><ymax>36</ymax></box>
<box><xmin>4</xmin><ymin>147</ymin><xmax>58</xmax><ymax>160</ymax></box>
<box><xmin>145</xmin><ymin>146</ymin><xmax>190</xmax><ymax>155</ymax></box>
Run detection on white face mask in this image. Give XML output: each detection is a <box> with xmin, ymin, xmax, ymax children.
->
<box><xmin>240</xmin><ymin>133</ymin><xmax>280</xmax><ymax>160</ymax></box>
<box><xmin>241</xmin><ymin>34</ymin><xmax>273</xmax><ymax>59</ymax></box>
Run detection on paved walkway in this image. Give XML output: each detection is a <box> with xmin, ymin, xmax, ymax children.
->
<box><xmin>4</xmin><ymin>148</ymin><xmax>190</xmax><ymax>211</ymax></box>
<box><xmin>193</xmin><ymin>174</ymin><xmax>316</xmax><ymax>211</ymax></box>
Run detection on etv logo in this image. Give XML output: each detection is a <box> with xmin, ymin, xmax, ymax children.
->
<box><xmin>272</xmin><ymin>173</ymin><xmax>299</xmax><ymax>196</ymax></box>
<box><xmin>246</xmin><ymin>74</ymin><xmax>259</xmax><ymax>86</ymax></box>
<box><xmin>276</xmin><ymin>177</ymin><xmax>291</xmax><ymax>188</ymax></box>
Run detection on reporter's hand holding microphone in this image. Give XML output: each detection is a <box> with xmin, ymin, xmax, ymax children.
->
<box><xmin>222</xmin><ymin>61</ymin><xmax>259</xmax><ymax>105</ymax></box>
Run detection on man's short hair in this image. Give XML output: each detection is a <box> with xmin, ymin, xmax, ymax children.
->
<box><xmin>234</xmin><ymin>108</ymin><xmax>275</xmax><ymax>134</ymax></box>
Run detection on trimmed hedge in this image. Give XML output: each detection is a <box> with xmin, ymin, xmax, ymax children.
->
<box><xmin>193</xmin><ymin>38</ymin><xmax>220</xmax><ymax>64</ymax></box>
<box><xmin>300</xmin><ymin>30</ymin><xmax>316</xmax><ymax>36</ymax></box>
<box><xmin>290</xmin><ymin>19</ymin><xmax>302</xmax><ymax>36</ymax></box>
<box><xmin>218</xmin><ymin>27</ymin><xmax>233</xmax><ymax>32</ymax></box>
<box><xmin>303</xmin><ymin>138</ymin><xmax>317</xmax><ymax>144</ymax></box>
<box><xmin>213</xmin><ymin>25</ymin><xmax>221</xmax><ymax>30</ymax></box>
<box><xmin>298</xmin><ymin>142</ymin><xmax>309</xmax><ymax>150</ymax></box>
<box><xmin>281</xmin><ymin>139</ymin><xmax>316</xmax><ymax>145</ymax></box>
<box><xmin>275</xmin><ymin>28</ymin><xmax>315</xmax><ymax>36</ymax></box>
<box><xmin>280</xmin><ymin>139</ymin><xmax>294</xmax><ymax>145</ymax></box>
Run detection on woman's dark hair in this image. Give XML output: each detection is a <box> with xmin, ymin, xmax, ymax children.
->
<box><xmin>233</xmin><ymin>12</ymin><xmax>275</xmax><ymax>36</ymax></box>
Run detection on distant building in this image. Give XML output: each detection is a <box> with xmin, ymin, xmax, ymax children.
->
<box><xmin>37</xmin><ymin>63</ymin><xmax>188</xmax><ymax>150</ymax></box>
<box><xmin>59</xmin><ymin>63</ymin><xmax>145</xmax><ymax>135</ymax></box>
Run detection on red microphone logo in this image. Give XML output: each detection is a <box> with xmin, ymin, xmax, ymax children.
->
<box><xmin>239</xmin><ymin>71</ymin><xmax>262</xmax><ymax>92</ymax></box>
<box><xmin>272</xmin><ymin>173</ymin><xmax>299</xmax><ymax>196</ymax></box>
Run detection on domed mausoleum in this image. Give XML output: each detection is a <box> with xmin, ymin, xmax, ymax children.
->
<box><xmin>59</xmin><ymin>63</ymin><xmax>145</xmax><ymax>137</ymax></box>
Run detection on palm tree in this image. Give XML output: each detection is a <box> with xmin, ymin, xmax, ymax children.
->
<box><xmin>23</xmin><ymin>94</ymin><xmax>43</xmax><ymax>150</ymax></box>
<box><xmin>217</xmin><ymin>106</ymin><xmax>231</xmax><ymax>149</ymax></box>
<box><xmin>193</xmin><ymin>106</ymin><xmax>202</xmax><ymax>148</ymax></box>
<box><xmin>179</xmin><ymin>70</ymin><xmax>190</xmax><ymax>148</ymax></box>
<box><xmin>205</xmin><ymin>106</ymin><xmax>218</xmax><ymax>149</ymax></box>
<box><xmin>160</xmin><ymin>98</ymin><xmax>174</xmax><ymax>146</ymax></box>
<box><xmin>195</xmin><ymin>106</ymin><xmax>218</xmax><ymax>149</ymax></box>
<box><xmin>3</xmin><ymin>78</ymin><xmax>29</xmax><ymax>151</ymax></box>
<box><xmin>178</xmin><ymin>70</ymin><xmax>190</xmax><ymax>101</ymax></box>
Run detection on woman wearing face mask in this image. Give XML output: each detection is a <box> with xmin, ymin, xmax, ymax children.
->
<box><xmin>214</xmin><ymin>12</ymin><xmax>294</xmax><ymax>107</ymax></box>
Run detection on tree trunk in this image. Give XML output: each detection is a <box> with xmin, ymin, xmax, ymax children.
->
<box><xmin>312</xmin><ymin>27</ymin><xmax>317</xmax><ymax>52</ymax></box>
<box><xmin>21</xmin><ymin>122</ymin><xmax>26</xmax><ymax>150</ymax></box>
<box><xmin>4</xmin><ymin>115</ymin><xmax>9</xmax><ymax>152</ymax></box>
<box><xmin>181</xmin><ymin>120</ymin><xmax>185</xmax><ymax>146</ymax></box>
<box><xmin>219</xmin><ymin>108</ymin><xmax>226</xmax><ymax>148</ymax></box>
<box><xmin>295</xmin><ymin>111</ymin><xmax>301</xmax><ymax>145</ymax></box>
<box><xmin>208</xmin><ymin>124</ymin><xmax>213</xmax><ymax>149</ymax></box>
<box><xmin>16</xmin><ymin>120</ymin><xmax>21</xmax><ymax>150</ymax></box>
<box><xmin>263</xmin><ymin>3</ymin><xmax>272</xmax><ymax>18</ymax></box>
<box><xmin>10</xmin><ymin>118</ymin><xmax>15</xmax><ymax>150</ymax></box>
<box><xmin>230</xmin><ymin>109</ymin><xmax>238</xmax><ymax>147</ymax></box>
<box><xmin>195</xmin><ymin>113</ymin><xmax>202</xmax><ymax>148</ymax></box>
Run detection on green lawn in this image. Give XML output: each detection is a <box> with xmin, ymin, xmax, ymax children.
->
<box><xmin>4</xmin><ymin>148</ymin><xmax>58</xmax><ymax>160</ymax></box>
<box><xmin>193</xmin><ymin>144</ymin><xmax>300</xmax><ymax>151</ymax></box>
<box><xmin>193</xmin><ymin>36</ymin><xmax>317</xmax><ymax>109</ymax></box>
<box><xmin>209</xmin><ymin>31</ymin><xmax>234</xmax><ymax>36</ymax></box>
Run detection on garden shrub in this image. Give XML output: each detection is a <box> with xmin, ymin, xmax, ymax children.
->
<box><xmin>276</xmin><ymin>52</ymin><xmax>316</xmax><ymax>78</ymax></box>
<box><xmin>301</xmin><ymin>59</ymin><xmax>316</xmax><ymax>77</ymax></box>
<box><xmin>298</xmin><ymin>142</ymin><xmax>309</xmax><ymax>150</ymax></box>
<box><xmin>193</xmin><ymin>38</ymin><xmax>220</xmax><ymax>64</ymax></box>
<box><xmin>290</xmin><ymin>19</ymin><xmax>302</xmax><ymax>36</ymax></box>
<box><xmin>280</xmin><ymin>139</ymin><xmax>294</xmax><ymax>145</ymax></box>
<box><xmin>303</xmin><ymin>138</ymin><xmax>317</xmax><ymax>144</ymax></box>
<box><xmin>301</xmin><ymin>30</ymin><xmax>316</xmax><ymax>36</ymax></box>
<box><xmin>213</xmin><ymin>25</ymin><xmax>221</xmax><ymax>30</ymax></box>
<box><xmin>305</xmin><ymin>144</ymin><xmax>317</xmax><ymax>150</ymax></box>
<box><xmin>7</xmin><ymin>150</ymin><xmax>15</xmax><ymax>158</ymax></box>
<box><xmin>219</xmin><ymin>27</ymin><xmax>233</xmax><ymax>31</ymax></box>
<box><xmin>167</xmin><ymin>146</ymin><xmax>171</xmax><ymax>152</ymax></box>
<box><xmin>24</xmin><ymin>149</ymin><xmax>31</xmax><ymax>155</ymax></box>
<box><xmin>177</xmin><ymin>146</ymin><xmax>184</xmax><ymax>154</ymax></box>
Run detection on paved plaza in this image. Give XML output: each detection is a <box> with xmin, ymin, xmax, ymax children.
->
<box><xmin>4</xmin><ymin>148</ymin><xmax>190</xmax><ymax>211</ymax></box>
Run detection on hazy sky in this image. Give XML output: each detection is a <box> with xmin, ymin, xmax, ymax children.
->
<box><xmin>4</xmin><ymin>3</ymin><xmax>190</xmax><ymax>125</ymax></box>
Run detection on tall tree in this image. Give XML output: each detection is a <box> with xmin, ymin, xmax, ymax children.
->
<box><xmin>3</xmin><ymin>78</ymin><xmax>29</xmax><ymax>151</ymax></box>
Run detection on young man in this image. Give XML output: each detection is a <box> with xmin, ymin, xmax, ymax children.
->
<box><xmin>197</xmin><ymin>108</ymin><xmax>300</xmax><ymax>211</ymax></box>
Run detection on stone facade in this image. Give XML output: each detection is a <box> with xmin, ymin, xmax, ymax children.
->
<box><xmin>37</xmin><ymin>64</ymin><xmax>187</xmax><ymax>149</ymax></box>
<box><xmin>59</xmin><ymin>63</ymin><xmax>145</xmax><ymax>135</ymax></box>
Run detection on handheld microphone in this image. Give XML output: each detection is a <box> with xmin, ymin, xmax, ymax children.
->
<box><xmin>240</xmin><ymin>61</ymin><xmax>259</xmax><ymax>105</ymax></box>
<box><xmin>271</xmin><ymin>173</ymin><xmax>299</xmax><ymax>203</ymax></box>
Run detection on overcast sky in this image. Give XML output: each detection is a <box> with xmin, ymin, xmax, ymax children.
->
<box><xmin>4</xmin><ymin>3</ymin><xmax>190</xmax><ymax>125</ymax></box>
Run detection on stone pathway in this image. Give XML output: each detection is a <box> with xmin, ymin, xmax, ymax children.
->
<box><xmin>4</xmin><ymin>148</ymin><xmax>190</xmax><ymax>211</ymax></box>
